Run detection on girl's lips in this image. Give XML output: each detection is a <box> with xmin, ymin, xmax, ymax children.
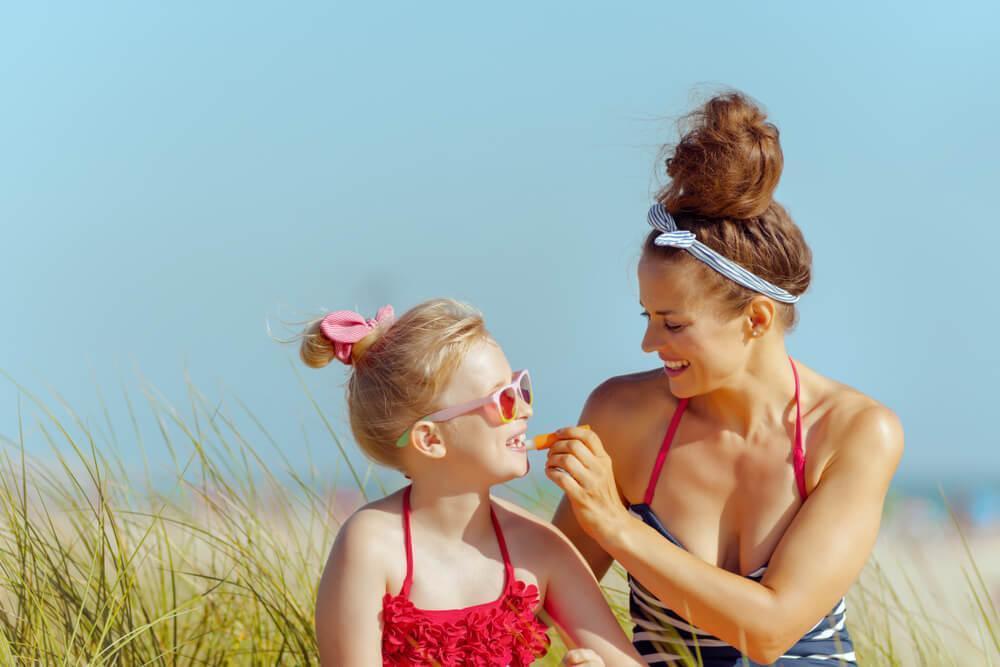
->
<box><xmin>505</xmin><ymin>433</ymin><xmax>527</xmax><ymax>451</ymax></box>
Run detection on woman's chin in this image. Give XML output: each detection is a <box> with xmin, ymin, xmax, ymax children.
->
<box><xmin>666</xmin><ymin>374</ymin><xmax>703</xmax><ymax>399</ymax></box>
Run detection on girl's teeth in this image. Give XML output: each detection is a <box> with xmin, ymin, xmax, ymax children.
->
<box><xmin>665</xmin><ymin>360</ymin><xmax>689</xmax><ymax>369</ymax></box>
<box><xmin>506</xmin><ymin>435</ymin><xmax>525</xmax><ymax>448</ymax></box>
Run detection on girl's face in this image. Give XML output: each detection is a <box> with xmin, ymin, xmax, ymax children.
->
<box><xmin>430</xmin><ymin>338</ymin><xmax>532</xmax><ymax>483</ymax></box>
<box><xmin>638</xmin><ymin>254</ymin><xmax>751</xmax><ymax>398</ymax></box>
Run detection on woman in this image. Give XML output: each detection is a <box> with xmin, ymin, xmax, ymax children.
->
<box><xmin>544</xmin><ymin>92</ymin><xmax>903</xmax><ymax>666</ymax></box>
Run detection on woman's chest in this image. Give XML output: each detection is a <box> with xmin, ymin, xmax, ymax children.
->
<box><xmin>620</xmin><ymin>433</ymin><xmax>805</xmax><ymax>574</ymax></box>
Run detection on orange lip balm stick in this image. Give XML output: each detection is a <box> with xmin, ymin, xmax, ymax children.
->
<box><xmin>528</xmin><ymin>424</ymin><xmax>591</xmax><ymax>451</ymax></box>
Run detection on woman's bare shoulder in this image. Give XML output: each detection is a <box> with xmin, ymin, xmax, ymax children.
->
<box><xmin>801</xmin><ymin>363</ymin><xmax>904</xmax><ymax>478</ymax></box>
<box><xmin>806</xmin><ymin>365</ymin><xmax>899</xmax><ymax>432</ymax></box>
<box><xmin>587</xmin><ymin>368</ymin><xmax>673</xmax><ymax>407</ymax></box>
<box><xmin>584</xmin><ymin>369</ymin><xmax>676</xmax><ymax>426</ymax></box>
<box><xmin>582</xmin><ymin>369</ymin><xmax>678</xmax><ymax>454</ymax></box>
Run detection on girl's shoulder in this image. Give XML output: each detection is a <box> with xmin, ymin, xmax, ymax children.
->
<box><xmin>341</xmin><ymin>488</ymin><xmax>407</xmax><ymax>534</ymax></box>
<box><xmin>493</xmin><ymin>496</ymin><xmax>589</xmax><ymax>588</ymax></box>
<box><xmin>325</xmin><ymin>490</ymin><xmax>407</xmax><ymax>580</ymax></box>
<box><xmin>490</xmin><ymin>495</ymin><xmax>591</xmax><ymax>572</ymax></box>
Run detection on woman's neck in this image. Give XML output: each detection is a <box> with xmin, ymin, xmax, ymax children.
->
<box><xmin>407</xmin><ymin>480</ymin><xmax>495</xmax><ymax>543</ymax></box>
<box><xmin>688</xmin><ymin>338</ymin><xmax>798</xmax><ymax>440</ymax></box>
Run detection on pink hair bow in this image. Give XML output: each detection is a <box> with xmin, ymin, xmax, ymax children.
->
<box><xmin>319</xmin><ymin>305</ymin><xmax>395</xmax><ymax>365</ymax></box>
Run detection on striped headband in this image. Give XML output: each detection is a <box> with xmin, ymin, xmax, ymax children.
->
<box><xmin>647</xmin><ymin>203</ymin><xmax>800</xmax><ymax>304</ymax></box>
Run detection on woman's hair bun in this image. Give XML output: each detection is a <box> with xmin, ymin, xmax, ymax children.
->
<box><xmin>660</xmin><ymin>91</ymin><xmax>783</xmax><ymax>221</ymax></box>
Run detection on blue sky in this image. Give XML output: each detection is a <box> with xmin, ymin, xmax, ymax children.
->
<box><xmin>2</xmin><ymin>2</ymin><xmax>998</xmax><ymax>488</ymax></box>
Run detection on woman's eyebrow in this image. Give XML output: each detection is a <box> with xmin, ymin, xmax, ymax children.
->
<box><xmin>639</xmin><ymin>302</ymin><xmax>677</xmax><ymax>316</ymax></box>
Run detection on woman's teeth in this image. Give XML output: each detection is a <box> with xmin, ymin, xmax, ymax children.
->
<box><xmin>664</xmin><ymin>360</ymin><xmax>690</xmax><ymax>370</ymax></box>
<box><xmin>505</xmin><ymin>434</ymin><xmax>526</xmax><ymax>451</ymax></box>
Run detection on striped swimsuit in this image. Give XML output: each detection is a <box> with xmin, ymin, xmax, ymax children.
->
<box><xmin>629</xmin><ymin>358</ymin><xmax>856</xmax><ymax>666</ymax></box>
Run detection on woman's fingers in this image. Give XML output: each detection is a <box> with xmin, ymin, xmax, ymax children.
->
<box><xmin>562</xmin><ymin>648</ymin><xmax>605</xmax><ymax>665</ymax></box>
<box><xmin>555</xmin><ymin>426</ymin><xmax>607</xmax><ymax>457</ymax></box>
<box><xmin>546</xmin><ymin>453</ymin><xmax>588</xmax><ymax>482</ymax></box>
<box><xmin>546</xmin><ymin>437</ymin><xmax>596</xmax><ymax>464</ymax></box>
<box><xmin>545</xmin><ymin>462</ymin><xmax>584</xmax><ymax>496</ymax></box>
<box><xmin>547</xmin><ymin>425</ymin><xmax>630</xmax><ymax>540</ymax></box>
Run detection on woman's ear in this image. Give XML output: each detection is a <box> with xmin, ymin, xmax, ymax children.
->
<box><xmin>745</xmin><ymin>296</ymin><xmax>776</xmax><ymax>338</ymax></box>
<box><xmin>410</xmin><ymin>421</ymin><xmax>447</xmax><ymax>460</ymax></box>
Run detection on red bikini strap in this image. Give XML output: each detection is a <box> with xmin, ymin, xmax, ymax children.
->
<box><xmin>400</xmin><ymin>485</ymin><xmax>415</xmax><ymax>597</ymax></box>
<box><xmin>490</xmin><ymin>505</ymin><xmax>515</xmax><ymax>584</ymax></box>
<box><xmin>644</xmin><ymin>397</ymin><xmax>689</xmax><ymax>505</ymax></box>
<box><xmin>401</xmin><ymin>488</ymin><xmax>512</xmax><ymax>595</ymax></box>
<box><xmin>790</xmin><ymin>357</ymin><xmax>807</xmax><ymax>500</ymax></box>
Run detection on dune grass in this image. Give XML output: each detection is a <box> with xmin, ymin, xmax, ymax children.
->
<box><xmin>0</xmin><ymin>373</ymin><xmax>996</xmax><ymax>665</ymax></box>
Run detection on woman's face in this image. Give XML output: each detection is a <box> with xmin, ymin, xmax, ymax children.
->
<box><xmin>430</xmin><ymin>338</ymin><xmax>532</xmax><ymax>483</ymax></box>
<box><xmin>638</xmin><ymin>254</ymin><xmax>750</xmax><ymax>398</ymax></box>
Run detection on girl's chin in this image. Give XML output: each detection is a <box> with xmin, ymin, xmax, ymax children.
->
<box><xmin>493</xmin><ymin>458</ymin><xmax>529</xmax><ymax>483</ymax></box>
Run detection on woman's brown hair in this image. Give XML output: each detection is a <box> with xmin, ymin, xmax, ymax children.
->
<box><xmin>645</xmin><ymin>91</ymin><xmax>812</xmax><ymax>329</ymax></box>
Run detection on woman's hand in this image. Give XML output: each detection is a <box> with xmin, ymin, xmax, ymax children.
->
<box><xmin>562</xmin><ymin>648</ymin><xmax>605</xmax><ymax>666</ymax></box>
<box><xmin>544</xmin><ymin>426</ymin><xmax>631</xmax><ymax>542</ymax></box>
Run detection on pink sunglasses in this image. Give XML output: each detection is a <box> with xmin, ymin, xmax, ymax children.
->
<box><xmin>395</xmin><ymin>370</ymin><xmax>533</xmax><ymax>447</ymax></box>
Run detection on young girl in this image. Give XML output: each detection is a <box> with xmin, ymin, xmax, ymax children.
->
<box><xmin>302</xmin><ymin>299</ymin><xmax>642</xmax><ymax>666</ymax></box>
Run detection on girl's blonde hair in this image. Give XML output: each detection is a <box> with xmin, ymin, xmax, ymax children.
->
<box><xmin>300</xmin><ymin>298</ymin><xmax>489</xmax><ymax>470</ymax></box>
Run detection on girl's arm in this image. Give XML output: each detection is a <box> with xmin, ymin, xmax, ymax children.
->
<box><xmin>539</xmin><ymin>521</ymin><xmax>645</xmax><ymax>666</ymax></box>
<box><xmin>551</xmin><ymin>494</ymin><xmax>615</xmax><ymax>580</ymax></box>
<box><xmin>314</xmin><ymin>510</ymin><xmax>387</xmax><ymax>666</ymax></box>
<box><xmin>546</xmin><ymin>406</ymin><xmax>903</xmax><ymax>664</ymax></box>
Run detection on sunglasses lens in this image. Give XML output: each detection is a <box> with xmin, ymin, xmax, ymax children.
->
<box><xmin>499</xmin><ymin>386</ymin><xmax>518</xmax><ymax>421</ymax></box>
<box><xmin>519</xmin><ymin>373</ymin><xmax>532</xmax><ymax>405</ymax></box>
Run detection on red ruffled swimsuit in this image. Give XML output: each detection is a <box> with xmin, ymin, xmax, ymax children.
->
<box><xmin>381</xmin><ymin>485</ymin><xmax>551</xmax><ymax>666</ymax></box>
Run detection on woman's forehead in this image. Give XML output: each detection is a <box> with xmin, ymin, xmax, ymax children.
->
<box><xmin>638</xmin><ymin>258</ymin><xmax>706</xmax><ymax>312</ymax></box>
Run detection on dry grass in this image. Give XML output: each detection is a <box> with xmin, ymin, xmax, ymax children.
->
<box><xmin>1</xmin><ymin>373</ymin><xmax>996</xmax><ymax>665</ymax></box>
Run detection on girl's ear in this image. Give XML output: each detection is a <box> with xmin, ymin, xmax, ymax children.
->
<box><xmin>410</xmin><ymin>421</ymin><xmax>447</xmax><ymax>460</ymax></box>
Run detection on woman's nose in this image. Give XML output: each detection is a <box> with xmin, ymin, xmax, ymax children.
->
<box><xmin>641</xmin><ymin>323</ymin><xmax>664</xmax><ymax>354</ymax></box>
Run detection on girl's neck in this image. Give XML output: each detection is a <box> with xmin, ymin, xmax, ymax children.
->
<box><xmin>407</xmin><ymin>480</ymin><xmax>495</xmax><ymax>543</ymax></box>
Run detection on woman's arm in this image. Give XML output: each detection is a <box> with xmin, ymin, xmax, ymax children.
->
<box><xmin>551</xmin><ymin>381</ymin><xmax>636</xmax><ymax>581</ymax></box>
<box><xmin>539</xmin><ymin>521</ymin><xmax>645</xmax><ymax>666</ymax></box>
<box><xmin>552</xmin><ymin>490</ymin><xmax>615</xmax><ymax>581</ymax></box>
<box><xmin>546</xmin><ymin>406</ymin><xmax>903</xmax><ymax>664</ymax></box>
<box><xmin>314</xmin><ymin>510</ymin><xmax>387</xmax><ymax>665</ymax></box>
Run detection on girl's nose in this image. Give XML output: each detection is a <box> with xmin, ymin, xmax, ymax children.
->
<box><xmin>517</xmin><ymin>391</ymin><xmax>533</xmax><ymax>420</ymax></box>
